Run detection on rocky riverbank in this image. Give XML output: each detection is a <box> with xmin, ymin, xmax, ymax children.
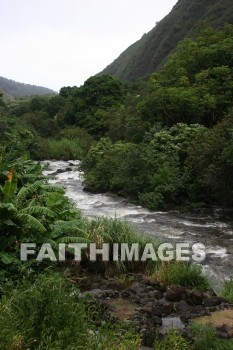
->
<box><xmin>76</xmin><ymin>274</ymin><xmax>233</xmax><ymax>347</ymax></box>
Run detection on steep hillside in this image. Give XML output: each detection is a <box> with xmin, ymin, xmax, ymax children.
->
<box><xmin>99</xmin><ymin>0</ymin><xmax>233</xmax><ymax>80</ymax></box>
<box><xmin>0</xmin><ymin>76</ymin><xmax>56</xmax><ymax>100</ymax></box>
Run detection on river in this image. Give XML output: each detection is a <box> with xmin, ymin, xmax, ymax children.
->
<box><xmin>42</xmin><ymin>160</ymin><xmax>233</xmax><ymax>291</ymax></box>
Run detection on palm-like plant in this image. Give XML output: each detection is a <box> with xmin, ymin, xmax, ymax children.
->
<box><xmin>0</xmin><ymin>167</ymin><xmax>88</xmax><ymax>265</ymax></box>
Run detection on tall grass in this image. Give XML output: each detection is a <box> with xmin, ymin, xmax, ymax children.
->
<box><xmin>221</xmin><ymin>277</ymin><xmax>233</xmax><ymax>302</ymax></box>
<box><xmin>33</xmin><ymin>127</ymin><xmax>95</xmax><ymax>160</ymax></box>
<box><xmin>85</xmin><ymin>217</ymin><xmax>160</xmax><ymax>275</ymax></box>
<box><xmin>190</xmin><ymin>323</ymin><xmax>233</xmax><ymax>350</ymax></box>
<box><xmin>35</xmin><ymin>138</ymin><xmax>87</xmax><ymax>160</ymax></box>
<box><xmin>0</xmin><ymin>273</ymin><xmax>141</xmax><ymax>350</ymax></box>
<box><xmin>155</xmin><ymin>261</ymin><xmax>209</xmax><ymax>290</ymax></box>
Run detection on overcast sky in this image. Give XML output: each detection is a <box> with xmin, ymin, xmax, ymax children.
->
<box><xmin>1</xmin><ymin>0</ymin><xmax>177</xmax><ymax>91</ymax></box>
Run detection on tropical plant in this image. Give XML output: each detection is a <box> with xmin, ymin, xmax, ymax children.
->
<box><xmin>0</xmin><ymin>160</ymin><xmax>87</xmax><ymax>265</ymax></box>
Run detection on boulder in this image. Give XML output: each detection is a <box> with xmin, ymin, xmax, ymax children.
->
<box><xmin>160</xmin><ymin>317</ymin><xmax>185</xmax><ymax>335</ymax></box>
<box><xmin>175</xmin><ymin>300</ymin><xmax>193</xmax><ymax>313</ymax></box>
<box><xmin>166</xmin><ymin>285</ymin><xmax>187</xmax><ymax>302</ymax></box>
<box><xmin>190</xmin><ymin>290</ymin><xmax>204</xmax><ymax>306</ymax></box>
<box><xmin>203</xmin><ymin>296</ymin><xmax>228</xmax><ymax>308</ymax></box>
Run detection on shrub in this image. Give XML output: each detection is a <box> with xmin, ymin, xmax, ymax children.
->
<box><xmin>221</xmin><ymin>277</ymin><xmax>233</xmax><ymax>302</ymax></box>
<box><xmin>155</xmin><ymin>261</ymin><xmax>209</xmax><ymax>290</ymax></box>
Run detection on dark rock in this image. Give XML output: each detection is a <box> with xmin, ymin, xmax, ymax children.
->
<box><xmin>148</xmin><ymin>290</ymin><xmax>163</xmax><ymax>299</ymax></box>
<box><xmin>65</xmin><ymin>167</ymin><xmax>72</xmax><ymax>171</ymax></box>
<box><xmin>86</xmin><ymin>289</ymin><xmax>104</xmax><ymax>298</ymax></box>
<box><xmin>191</xmin><ymin>305</ymin><xmax>205</xmax><ymax>316</ymax></box>
<box><xmin>175</xmin><ymin>300</ymin><xmax>193</xmax><ymax>313</ymax></box>
<box><xmin>160</xmin><ymin>303</ymin><xmax>174</xmax><ymax>316</ymax></box>
<box><xmin>106</xmin><ymin>279</ymin><xmax>122</xmax><ymax>290</ymax></box>
<box><xmin>138</xmin><ymin>292</ymin><xmax>148</xmax><ymax>299</ymax></box>
<box><xmin>153</xmin><ymin>316</ymin><xmax>162</xmax><ymax>326</ymax></box>
<box><xmin>120</xmin><ymin>291</ymin><xmax>131</xmax><ymax>298</ymax></box>
<box><xmin>69</xmin><ymin>162</ymin><xmax>75</xmax><ymax>166</ymax></box>
<box><xmin>152</xmin><ymin>305</ymin><xmax>162</xmax><ymax>317</ymax></box>
<box><xmin>127</xmin><ymin>288</ymin><xmax>137</xmax><ymax>295</ymax></box>
<box><xmin>190</xmin><ymin>290</ymin><xmax>204</xmax><ymax>306</ymax></box>
<box><xmin>140</xmin><ymin>298</ymin><xmax>150</xmax><ymax>305</ymax></box>
<box><xmin>80</xmin><ymin>260</ymin><xmax>106</xmax><ymax>274</ymax></box>
<box><xmin>83</xmin><ymin>184</ymin><xmax>97</xmax><ymax>193</ymax></box>
<box><xmin>131</xmin><ymin>296</ymin><xmax>141</xmax><ymax>303</ymax></box>
<box><xmin>56</xmin><ymin>168</ymin><xmax>66</xmax><ymax>174</ymax></box>
<box><xmin>147</xmin><ymin>280</ymin><xmax>162</xmax><ymax>289</ymax></box>
<box><xmin>209</xmin><ymin>306</ymin><xmax>217</xmax><ymax>312</ymax></box>
<box><xmin>216</xmin><ymin>325</ymin><xmax>231</xmax><ymax>339</ymax></box>
<box><xmin>203</xmin><ymin>296</ymin><xmax>228</xmax><ymax>307</ymax></box>
<box><xmin>50</xmin><ymin>168</ymin><xmax>67</xmax><ymax>175</ymax></box>
<box><xmin>145</xmin><ymin>286</ymin><xmax>154</xmax><ymax>292</ymax></box>
<box><xmin>130</xmin><ymin>282</ymin><xmax>144</xmax><ymax>291</ymax></box>
<box><xmin>206</xmin><ymin>289</ymin><xmax>217</xmax><ymax>297</ymax></box>
<box><xmin>166</xmin><ymin>285</ymin><xmax>187</xmax><ymax>302</ymax></box>
<box><xmin>141</xmin><ymin>306</ymin><xmax>153</xmax><ymax>314</ymax></box>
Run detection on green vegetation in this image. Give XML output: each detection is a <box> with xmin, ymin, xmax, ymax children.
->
<box><xmin>154</xmin><ymin>330</ymin><xmax>190</xmax><ymax>350</ymax></box>
<box><xmin>155</xmin><ymin>325</ymin><xmax>233</xmax><ymax>350</ymax></box>
<box><xmin>190</xmin><ymin>323</ymin><xmax>233</xmax><ymax>350</ymax></box>
<box><xmin>85</xmin><ymin>217</ymin><xmax>160</xmax><ymax>274</ymax></box>
<box><xmin>1</xmin><ymin>17</ymin><xmax>233</xmax><ymax>350</ymax></box>
<box><xmin>0</xmin><ymin>76</ymin><xmax>55</xmax><ymax>101</ymax></box>
<box><xmin>155</xmin><ymin>261</ymin><xmax>210</xmax><ymax>290</ymax></box>
<box><xmin>2</xmin><ymin>25</ymin><xmax>233</xmax><ymax>210</ymax></box>
<box><xmin>100</xmin><ymin>0</ymin><xmax>233</xmax><ymax>81</ymax></box>
<box><xmin>81</xmin><ymin>25</ymin><xmax>233</xmax><ymax>209</ymax></box>
<box><xmin>0</xmin><ymin>273</ymin><xmax>141</xmax><ymax>350</ymax></box>
<box><xmin>221</xmin><ymin>277</ymin><xmax>233</xmax><ymax>302</ymax></box>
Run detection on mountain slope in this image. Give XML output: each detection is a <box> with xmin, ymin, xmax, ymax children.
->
<box><xmin>0</xmin><ymin>76</ymin><xmax>56</xmax><ymax>100</ymax></box>
<box><xmin>99</xmin><ymin>0</ymin><xmax>233</xmax><ymax>81</ymax></box>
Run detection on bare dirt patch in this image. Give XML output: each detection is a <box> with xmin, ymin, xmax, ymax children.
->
<box><xmin>194</xmin><ymin>309</ymin><xmax>233</xmax><ymax>336</ymax></box>
<box><xmin>106</xmin><ymin>298</ymin><xmax>137</xmax><ymax>320</ymax></box>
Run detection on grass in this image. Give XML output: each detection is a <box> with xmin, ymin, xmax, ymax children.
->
<box><xmin>155</xmin><ymin>261</ymin><xmax>210</xmax><ymax>290</ymax></box>
<box><xmin>33</xmin><ymin>127</ymin><xmax>95</xmax><ymax>160</ymax></box>
<box><xmin>221</xmin><ymin>277</ymin><xmax>233</xmax><ymax>302</ymax></box>
<box><xmin>35</xmin><ymin>138</ymin><xmax>88</xmax><ymax>160</ymax></box>
<box><xmin>190</xmin><ymin>323</ymin><xmax>233</xmax><ymax>350</ymax></box>
<box><xmin>0</xmin><ymin>272</ymin><xmax>141</xmax><ymax>350</ymax></box>
<box><xmin>154</xmin><ymin>330</ymin><xmax>190</xmax><ymax>350</ymax></box>
<box><xmin>84</xmin><ymin>217</ymin><xmax>160</xmax><ymax>275</ymax></box>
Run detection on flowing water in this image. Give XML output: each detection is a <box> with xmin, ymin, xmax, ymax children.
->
<box><xmin>42</xmin><ymin>160</ymin><xmax>233</xmax><ymax>291</ymax></box>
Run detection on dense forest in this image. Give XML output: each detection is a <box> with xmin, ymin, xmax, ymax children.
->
<box><xmin>0</xmin><ymin>76</ymin><xmax>56</xmax><ymax>101</ymax></box>
<box><xmin>100</xmin><ymin>0</ymin><xmax>233</xmax><ymax>81</ymax></box>
<box><xmin>1</xmin><ymin>21</ymin><xmax>233</xmax><ymax>350</ymax></box>
<box><xmin>4</xmin><ymin>24</ymin><xmax>233</xmax><ymax>210</ymax></box>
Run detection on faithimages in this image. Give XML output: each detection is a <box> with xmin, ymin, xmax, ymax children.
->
<box><xmin>20</xmin><ymin>242</ymin><xmax>206</xmax><ymax>262</ymax></box>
